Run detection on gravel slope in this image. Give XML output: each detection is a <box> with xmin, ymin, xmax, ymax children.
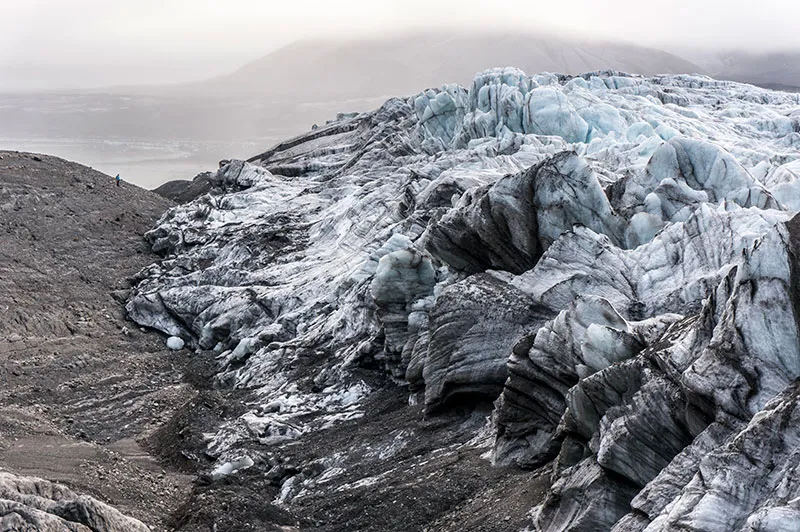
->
<box><xmin>0</xmin><ymin>151</ymin><xmax>192</xmax><ymax>529</ymax></box>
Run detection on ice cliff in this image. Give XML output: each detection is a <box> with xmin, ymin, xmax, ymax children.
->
<box><xmin>128</xmin><ymin>68</ymin><xmax>800</xmax><ymax>531</ymax></box>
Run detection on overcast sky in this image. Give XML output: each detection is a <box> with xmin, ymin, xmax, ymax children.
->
<box><xmin>2</xmin><ymin>0</ymin><xmax>799</xmax><ymax>90</ymax></box>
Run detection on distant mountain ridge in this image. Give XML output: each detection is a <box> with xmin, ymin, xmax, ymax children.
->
<box><xmin>177</xmin><ymin>31</ymin><xmax>707</xmax><ymax>101</ymax></box>
<box><xmin>665</xmin><ymin>47</ymin><xmax>800</xmax><ymax>91</ymax></box>
<box><xmin>713</xmin><ymin>50</ymin><xmax>800</xmax><ymax>90</ymax></box>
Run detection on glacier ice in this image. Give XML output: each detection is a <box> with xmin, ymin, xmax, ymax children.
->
<box><xmin>210</xmin><ymin>455</ymin><xmax>255</xmax><ymax>480</ymax></box>
<box><xmin>166</xmin><ymin>335</ymin><xmax>185</xmax><ymax>350</ymax></box>
<box><xmin>0</xmin><ymin>472</ymin><xmax>149</xmax><ymax>532</ymax></box>
<box><xmin>126</xmin><ymin>68</ymin><xmax>800</xmax><ymax>531</ymax></box>
<box><xmin>523</xmin><ymin>87</ymin><xmax>590</xmax><ymax>143</ymax></box>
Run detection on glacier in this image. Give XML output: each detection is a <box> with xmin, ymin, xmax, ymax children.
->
<box><xmin>0</xmin><ymin>472</ymin><xmax>149</xmax><ymax>532</ymax></box>
<box><xmin>127</xmin><ymin>69</ymin><xmax>800</xmax><ymax>531</ymax></box>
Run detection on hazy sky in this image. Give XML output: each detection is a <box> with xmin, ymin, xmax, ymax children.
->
<box><xmin>2</xmin><ymin>0</ymin><xmax>799</xmax><ymax>90</ymax></box>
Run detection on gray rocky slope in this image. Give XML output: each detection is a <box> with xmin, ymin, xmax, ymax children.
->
<box><xmin>0</xmin><ymin>152</ymin><xmax>191</xmax><ymax>530</ymax></box>
<box><xmin>122</xmin><ymin>69</ymin><xmax>800</xmax><ymax>531</ymax></box>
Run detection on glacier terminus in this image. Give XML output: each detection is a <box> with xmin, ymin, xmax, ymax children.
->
<box><xmin>125</xmin><ymin>68</ymin><xmax>800</xmax><ymax>532</ymax></box>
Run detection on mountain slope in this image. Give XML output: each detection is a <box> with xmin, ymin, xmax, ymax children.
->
<box><xmin>0</xmin><ymin>152</ymin><xmax>192</xmax><ymax>530</ymax></box>
<box><xmin>714</xmin><ymin>50</ymin><xmax>800</xmax><ymax>90</ymax></box>
<box><xmin>190</xmin><ymin>31</ymin><xmax>706</xmax><ymax>101</ymax></box>
<box><xmin>670</xmin><ymin>48</ymin><xmax>800</xmax><ymax>91</ymax></box>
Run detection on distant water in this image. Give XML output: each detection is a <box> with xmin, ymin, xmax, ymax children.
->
<box><xmin>0</xmin><ymin>137</ymin><xmax>271</xmax><ymax>189</ymax></box>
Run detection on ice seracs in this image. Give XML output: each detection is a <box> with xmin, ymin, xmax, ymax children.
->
<box><xmin>128</xmin><ymin>68</ymin><xmax>800</xmax><ymax>531</ymax></box>
<box><xmin>0</xmin><ymin>472</ymin><xmax>149</xmax><ymax>532</ymax></box>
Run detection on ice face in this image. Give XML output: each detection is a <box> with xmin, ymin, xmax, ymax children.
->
<box><xmin>126</xmin><ymin>67</ymin><xmax>800</xmax><ymax>531</ymax></box>
<box><xmin>577</xmin><ymin>102</ymin><xmax>626</xmax><ymax>140</ymax></box>
<box><xmin>523</xmin><ymin>87</ymin><xmax>589</xmax><ymax>143</ymax></box>
<box><xmin>763</xmin><ymin>159</ymin><xmax>800</xmax><ymax>211</ymax></box>
<box><xmin>453</xmin><ymin>68</ymin><xmax>533</xmax><ymax>148</ymax></box>
<box><xmin>415</xmin><ymin>84</ymin><xmax>467</xmax><ymax>151</ymax></box>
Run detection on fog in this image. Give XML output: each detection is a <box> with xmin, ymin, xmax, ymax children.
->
<box><xmin>2</xmin><ymin>0</ymin><xmax>800</xmax><ymax>90</ymax></box>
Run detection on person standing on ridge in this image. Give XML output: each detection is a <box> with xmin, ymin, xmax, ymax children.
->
<box><xmin>115</xmin><ymin>174</ymin><xmax>121</xmax><ymax>187</ymax></box>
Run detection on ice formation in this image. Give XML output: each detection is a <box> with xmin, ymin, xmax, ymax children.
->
<box><xmin>128</xmin><ymin>69</ymin><xmax>800</xmax><ymax>531</ymax></box>
<box><xmin>166</xmin><ymin>335</ymin><xmax>185</xmax><ymax>350</ymax></box>
<box><xmin>0</xmin><ymin>472</ymin><xmax>149</xmax><ymax>532</ymax></box>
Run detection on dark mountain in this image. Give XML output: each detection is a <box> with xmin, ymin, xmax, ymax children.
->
<box><xmin>714</xmin><ymin>50</ymin><xmax>800</xmax><ymax>89</ymax></box>
<box><xmin>179</xmin><ymin>31</ymin><xmax>706</xmax><ymax>101</ymax></box>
